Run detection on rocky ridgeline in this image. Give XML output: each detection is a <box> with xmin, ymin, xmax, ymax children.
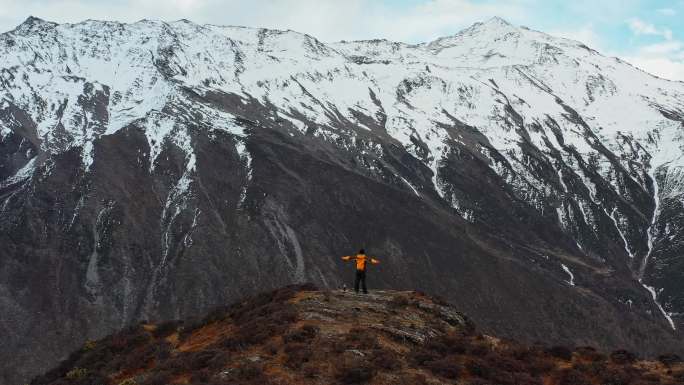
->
<box><xmin>31</xmin><ymin>285</ymin><xmax>684</xmax><ymax>385</ymax></box>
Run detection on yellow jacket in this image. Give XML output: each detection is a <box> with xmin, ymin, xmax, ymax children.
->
<box><xmin>342</xmin><ymin>254</ymin><xmax>379</xmax><ymax>271</ymax></box>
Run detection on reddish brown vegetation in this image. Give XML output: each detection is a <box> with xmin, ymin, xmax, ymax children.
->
<box><xmin>30</xmin><ymin>287</ymin><xmax>684</xmax><ymax>385</ymax></box>
<box><xmin>335</xmin><ymin>357</ymin><xmax>376</xmax><ymax>384</ymax></box>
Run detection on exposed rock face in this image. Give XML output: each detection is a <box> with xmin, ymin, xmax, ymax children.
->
<box><xmin>1</xmin><ymin>16</ymin><xmax>683</xmax><ymax>384</ymax></box>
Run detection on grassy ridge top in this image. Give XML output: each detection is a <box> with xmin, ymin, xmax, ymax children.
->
<box><xmin>31</xmin><ymin>285</ymin><xmax>684</xmax><ymax>385</ymax></box>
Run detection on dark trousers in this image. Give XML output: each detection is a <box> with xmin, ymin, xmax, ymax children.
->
<box><xmin>354</xmin><ymin>270</ymin><xmax>367</xmax><ymax>294</ymax></box>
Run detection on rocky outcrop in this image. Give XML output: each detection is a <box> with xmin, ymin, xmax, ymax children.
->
<box><xmin>30</xmin><ymin>286</ymin><xmax>684</xmax><ymax>385</ymax></box>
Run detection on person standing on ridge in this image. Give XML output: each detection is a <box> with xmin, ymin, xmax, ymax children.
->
<box><xmin>342</xmin><ymin>249</ymin><xmax>380</xmax><ymax>294</ymax></box>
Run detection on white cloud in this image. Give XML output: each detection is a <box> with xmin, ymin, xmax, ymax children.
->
<box><xmin>549</xmin><ymin>24</ymin><xmax>604</xmax><ymax>51</ymax></box>
<box><xmin>640</xmin><ymin>40</ymin><xmax>683</xmax><ymax>55</ymax></box>
<box><xmin>657</xmin><ymin>8</ymin><xmax>677</xmax><ymax>16</ymax></box>
<box><xmin>620</xmin><ymin>16</ymin><xmax>684</xmax><ymax>81</ymax></box>
<box><xmin>623</xmin><ymin>55</ymin><xmax>684</xmax><ymax>81</ymax></box>
<box><xmin>620</xmin><ymin>38</ymin><xmax>684</xmax><ymax>81</ymax></box>
<box><xmin>627</xmin><ymin>17</ymin><xmax>673</xmax><ymax>40</ymax></box>
<box><xmin>627</xmin><ymin>18</ymin><xmax>658</xmax><ymax>35</ymax></box>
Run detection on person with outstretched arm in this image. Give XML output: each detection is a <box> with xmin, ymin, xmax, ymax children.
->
<box><xmin>341</xmin><ymin>249</ymin><xmax>379</xmax><ymax>294</ymax></box>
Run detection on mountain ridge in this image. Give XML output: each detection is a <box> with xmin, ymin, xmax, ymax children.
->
<box><xmin>30</xmin><ymin>285</ymin><xmax>684</xmax><ymax>385</ymax></box>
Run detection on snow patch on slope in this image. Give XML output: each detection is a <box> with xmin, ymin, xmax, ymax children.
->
<box><xmin>0</xmin><ymin>157</ymin><xmax>37</xmax><ymax>188</ymax></box>
<box><xmin>642</xmin><ymin>282</ymin><xmax>676</xmax><ymax>330</ymax></box>
<box><xmin>561</xmin><ymin>263</ymin><xmax>575</xmax><ymax>286</ymax></box>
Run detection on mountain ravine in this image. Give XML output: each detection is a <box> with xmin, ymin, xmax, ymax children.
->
<box><xmin>1</xmin><ymin>15</ymin><xmax>683</xmax><ymax>384</ymax></box>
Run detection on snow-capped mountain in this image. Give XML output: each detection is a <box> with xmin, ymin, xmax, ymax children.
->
<box><xmin>1</xmin><ymin>16</ymin><xmax>683</xmax><ymax>383</ymax></box>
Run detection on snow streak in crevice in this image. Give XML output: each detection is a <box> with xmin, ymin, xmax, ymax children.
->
<box><xmin>608</xmin><ymin>207</ymin><xmax>634</xmax><ymax>259</ymax></box>
<box><xmin>642</xmin><ymin>282</ymin><xmax>676</xmax><ymax>330</ymax></box>
<box><xmin>636</xmin><ymin>168</ymin><xmax>676</xmax><ymax>330</ymax></box>
<box><xmin>639</xmin><ymin>167</ymin><xmax>661</xmax><ymax>279</ymax></box>
<box><xmin>561</xmin><ymin>263</ymin><xmax>575</xmax><ymax>286</ymax></box>
<box><xmin>236</xmin><ymin>138</ymin><xmax>252</xmax><ymax>207</ymax></box>
<box><xmin>399</xmin><ymin>176</ymin><xmax>420</xmax><ymax>196</ymax></box>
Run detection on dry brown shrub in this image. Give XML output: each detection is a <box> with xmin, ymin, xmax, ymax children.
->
<box><xmin>424</xmin><ymin>357</ymin><xmax>462</xmax><ymax>379</ymax></box>
<box><xmin>335</xmin><ymin>358</ymin><xmax>375</xmax><ymax>384</ymax></box>
<box><xmin>344</xmin><ymin>327</ymin><xmax>379</xmax><ymax>350</ymax></box>
<box><xmin>140</xmin><ymin>371</ymin><xmax>171</xmax><ymax>385</ymax></box>
<box><xmin>283</xmin><ymin>324</ymin><xmax>319</xmax><ymax>343</ymax></box>
<box><xmin>609</xmin><ymin>349</ymin><xmax>637</xmax><ymax>365</ymax></box>
<box><xmin>370</xmin><ymin>348</ymin><xmax>401</xmax><ymax>370</ymax></box>
<box><xmin>283</xmin><ymin>342</ymin><xmax>312</xmax><ymax>369</ymax></box>
<box><xmin>554</xmin><ymin>368</ymin><xmax>592</xmax><ymax>385</ymax></box>
<box><xmin>547</xmin><ymin>345</ymin><xmax>573</xmax><ymax>361</ymax></box>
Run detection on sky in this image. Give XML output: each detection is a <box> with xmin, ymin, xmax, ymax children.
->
<box><xmin>1</xmin><ymin>0</ymin><xmax>684</xmax><ymax>81</ymax></box>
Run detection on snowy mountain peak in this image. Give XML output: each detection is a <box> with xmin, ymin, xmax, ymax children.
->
<box><xmin>425</xmin><ymin>17</ymin><xmax>529</xmax><ymax>55</ymax></box>
<box><xmin>471</xmin><ymin>15</ymin><xmax>517</xmax><ymax>32</ymax></box>
<box><xmin>454</xmin><ymin>15</ymin><xmax>515</xmax><ymax>33</ymax></box>
<box><xmin>485</xmin><ymin>16</ymin><xmax>513</xmax><ymax>26</ymax></box>
<box><xmin>12</xmin><ymin>15</ymin><xmax>54</xmax><ymax>33</ymax></box>
<box><xmin>20</xmin><ymin>15</ymin><xmax>47</xmax><ymax>26</ymax></box>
